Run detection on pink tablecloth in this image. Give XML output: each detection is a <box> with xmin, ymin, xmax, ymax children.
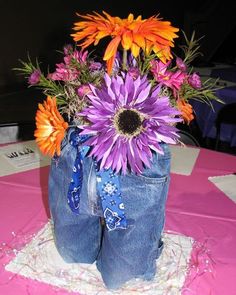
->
<box><xmin>1</xmin><ymin>147</ymin><xmax>236</xmax><ymax>295</ymax></box>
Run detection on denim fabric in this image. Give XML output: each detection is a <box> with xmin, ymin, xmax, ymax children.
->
<box><xmin>48</xmin><ymin>130</ymin><xmax>102</xmax><ymax>264</ymax></box>
<box><xmin>48</xmin><ymin>130</ymin><xmax>171</xmax><ymax>289</ymax></box>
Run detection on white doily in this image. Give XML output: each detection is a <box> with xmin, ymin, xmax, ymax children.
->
<box><xmin>5</xmin><ymin>222</ymin><xmax>193</xmax><ymax>295</ymax></box>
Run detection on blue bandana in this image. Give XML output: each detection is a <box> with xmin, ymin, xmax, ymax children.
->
<box><xmin>67</xmin><ymin>130</ymin><xmax>127</xmax><ymax>231</ymax></box>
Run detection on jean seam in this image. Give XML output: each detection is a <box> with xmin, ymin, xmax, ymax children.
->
<box><xmin>87</xmin><ymin>160</ymin><xmax>93</xmax><ymax>209</ymax></box>
<box><xmin>87</xmin><ymin>159</ymin><xmax>100</xmax><ymax>215</ymax></box>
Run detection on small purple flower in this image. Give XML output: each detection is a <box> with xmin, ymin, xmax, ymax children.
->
<box><xmin>64</xmin><ymin>49</ymin><xmax>88</xmax><ymax>65</ymax></box>
<box><xmin>127</xmin><ymin>54</ymin><xmax>137</xmax><ymax>67</ymax></box>
<box><xmin>48</xmin><ymin>63</ymin><xmax>79</xmax><ymax>81</ymax></box>
<box><xmin>188</xmin><ymin>72</ymin><xmax>202</xmax><ymax>89</ymax></box>
<box><xmin>176</xmin><ymin>57</ymin><xmax>187</xmax><ymax>72</ymax></box>
<box><xmin>151</xmin><ymin>59</ymin><xmax>186</xmax><ymax>92</ymax></box>
<box><xmin>128</xmin><ymin>67</ymin><xmax>140</xmax><ymax>80</ymax></box>
<box><xmin>77</xmin><ymin>84</ymin><xmax>91</xmax><ymax>97</ymax></box>
<box><xmin>63</xmin><ymin>44</ymin><xmax>73</xmax><ymax>55</ymax></box>
<box><xmin>79</xmin><ymin>73</ymin><xmax>181</xmax><ymax>174</ymax></box>
<box><xmin>28</xmin><ymin>70</ymin><xmax>41</xmax><ymax>85</ymax></box>
<box><xmin>89</xmin><ymin>62</ymin><xmax>102</xmax><ymax>71</ymax></box>
<box><xmin>113</xmin><ymin>52</ymin><xmax>137</xmax><ymax>74</ymax></box>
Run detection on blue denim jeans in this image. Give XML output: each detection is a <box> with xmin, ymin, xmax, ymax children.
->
<box><xmin>48</xmin><ymin>130</ymin><xmax>171</xmax><ymax>289</ymax></box>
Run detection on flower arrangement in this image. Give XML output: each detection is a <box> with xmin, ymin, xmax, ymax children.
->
<box><xmin>16</xmin><ymin>11</ymin><xmax>221</xmax><ymax>175</ymax></box>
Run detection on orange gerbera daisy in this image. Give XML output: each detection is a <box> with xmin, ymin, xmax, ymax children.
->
<box><xmin>34</xmin><ymin>96</ymin><xmax>68</xmax><ymax>157</ymax></box>
<box><xmin>71</xmin><ymin>11</ymin><xmax>179</xmax><ymax>74</ymax></box>
<box><xmin>177</xmin><ymin>99</ymin><xmax>194</xmax><ymax>124</ymax></box>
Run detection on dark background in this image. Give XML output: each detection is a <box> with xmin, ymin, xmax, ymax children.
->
<box><xmin>1</xmin><ymin>0</ymin><xmax>236</xmax><ymax>139</ymax></box>
<box><xmin>0</xmin><ymin>0</ymin><xmax>185</xmax><ymax>93</ymax></box>
<box><xmin>1</xmin><ymin>0</ymin><xmax>236</xmax><ymax>93</ymax></box>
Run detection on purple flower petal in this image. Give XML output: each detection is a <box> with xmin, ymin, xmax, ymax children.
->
<box><xmin>80</xmin><ymin>72</ymin><xmax>181</xmax><ymax>174</ymax></box>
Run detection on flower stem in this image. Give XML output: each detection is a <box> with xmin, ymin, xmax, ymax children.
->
<box><xmin>122</xmin><ymin>49</ymin><xmax>127</xmax><ymax>71</ymax></box>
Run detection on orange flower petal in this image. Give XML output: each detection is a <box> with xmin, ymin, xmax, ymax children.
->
<box><xmin>34</xmin><ymin>96</ymin><xmax>68</xmax><ymax>157</ymax></box>
<box><xmin>177</xmin><ymin>99</ymin><xmax>194</xmax><ymax>124</ymax></box>
<box><xmin>132</xmin><ymin>33</ymin><xmax>145</xmax><ymax>48</ymax></box>
<box><xmin>103</xmin><ymin>36</ymin><xmax>121</xmax><ymax>61</ymax></box>
<box><xmin>131</xmin><ymin>42</ymin><xmax>140</xmax><ymax>57</ymax></box>
<box><xmin>127</xmin><ymin>13</ymin><xmax>134</xmax><ymax>22</ymax></box>
<box><xmin>121</xmin><ymin>31</ymin><xmax>133</xmax><ymax>50</ymax></box>
<box><xmin>72</xmin><ymin>11</ymin><xmax>179</xmax><ymax>74</ymax></box>
<box><xmin>106</xmin><ymin>55</ymin><xmax>116</xmax><ymax>75</ymax></box>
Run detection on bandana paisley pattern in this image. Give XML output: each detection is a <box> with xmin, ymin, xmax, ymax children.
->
<box><xmin>67</xmin><ymin>129</ymin><xmax>127</xmax><ymax>231</ymax></box>
<box><xmin>95</xmin><ymin>164</ymin><xmax>127</xmax><ymax>231</ymax></box>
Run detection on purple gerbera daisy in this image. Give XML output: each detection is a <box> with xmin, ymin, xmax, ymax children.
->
<box><xmin>80</xmin><ymin>73</ymin><xmax>182</xmax><ymax>174</ymax></box>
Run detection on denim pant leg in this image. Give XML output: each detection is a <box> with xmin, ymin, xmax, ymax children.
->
<box><xmin>96</xmin><ymin>144</ymin><xmax>171</xmax><ymax>289</ymax></box>
<box><xmin>48</xmin><ymin>139</ymin><xmax>102</xmax><ymax>264</ymax></box>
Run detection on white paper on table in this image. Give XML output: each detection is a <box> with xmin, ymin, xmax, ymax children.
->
<box><xmin>208</xmin><ymin>174</ymin><xmax>236</xmax><ymax>203</ymax></box>
<box><xmin>0</xmin><ymin>140</ymin><xmax>50</xmax><ymax>177</ymax></box>
<box><xmin>0</xmin><ymin>141</ymin><xmax>199</xmax><ymax>177</ymax></box>
<box><xmin>5</xmin><ymin>222</ymin><xmax>193</xmax><ymax>295</ymax></box>
<box><xmin>170</xmin><ymin>145</ymin><xmax>200</xmax><ymax>176</ymax></box>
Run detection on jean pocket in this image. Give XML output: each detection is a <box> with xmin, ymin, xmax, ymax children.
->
<box><xmin>120</xmin><ymin>172</ymin><xmax>169</xmax><ymax>220</ymax></box>
<box><xmin>124</xmin><ymin>172</ymin><xmax>168</xmax><ymax>185</ymax></box>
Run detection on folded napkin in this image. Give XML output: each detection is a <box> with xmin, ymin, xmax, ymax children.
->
<box><xmin>209</xmin><ymin>174</ymin><xmax>236</xmax><ymax>203</ymax></box>
<box><xmin>0</xmin><ymin>141</ymin><xmax>50</xmax><ymax>177</ymax></box>
<box><xmin>170</xmin><ymin>145</ymin><xmax>200</xmax><ymax>176</ymax></box>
